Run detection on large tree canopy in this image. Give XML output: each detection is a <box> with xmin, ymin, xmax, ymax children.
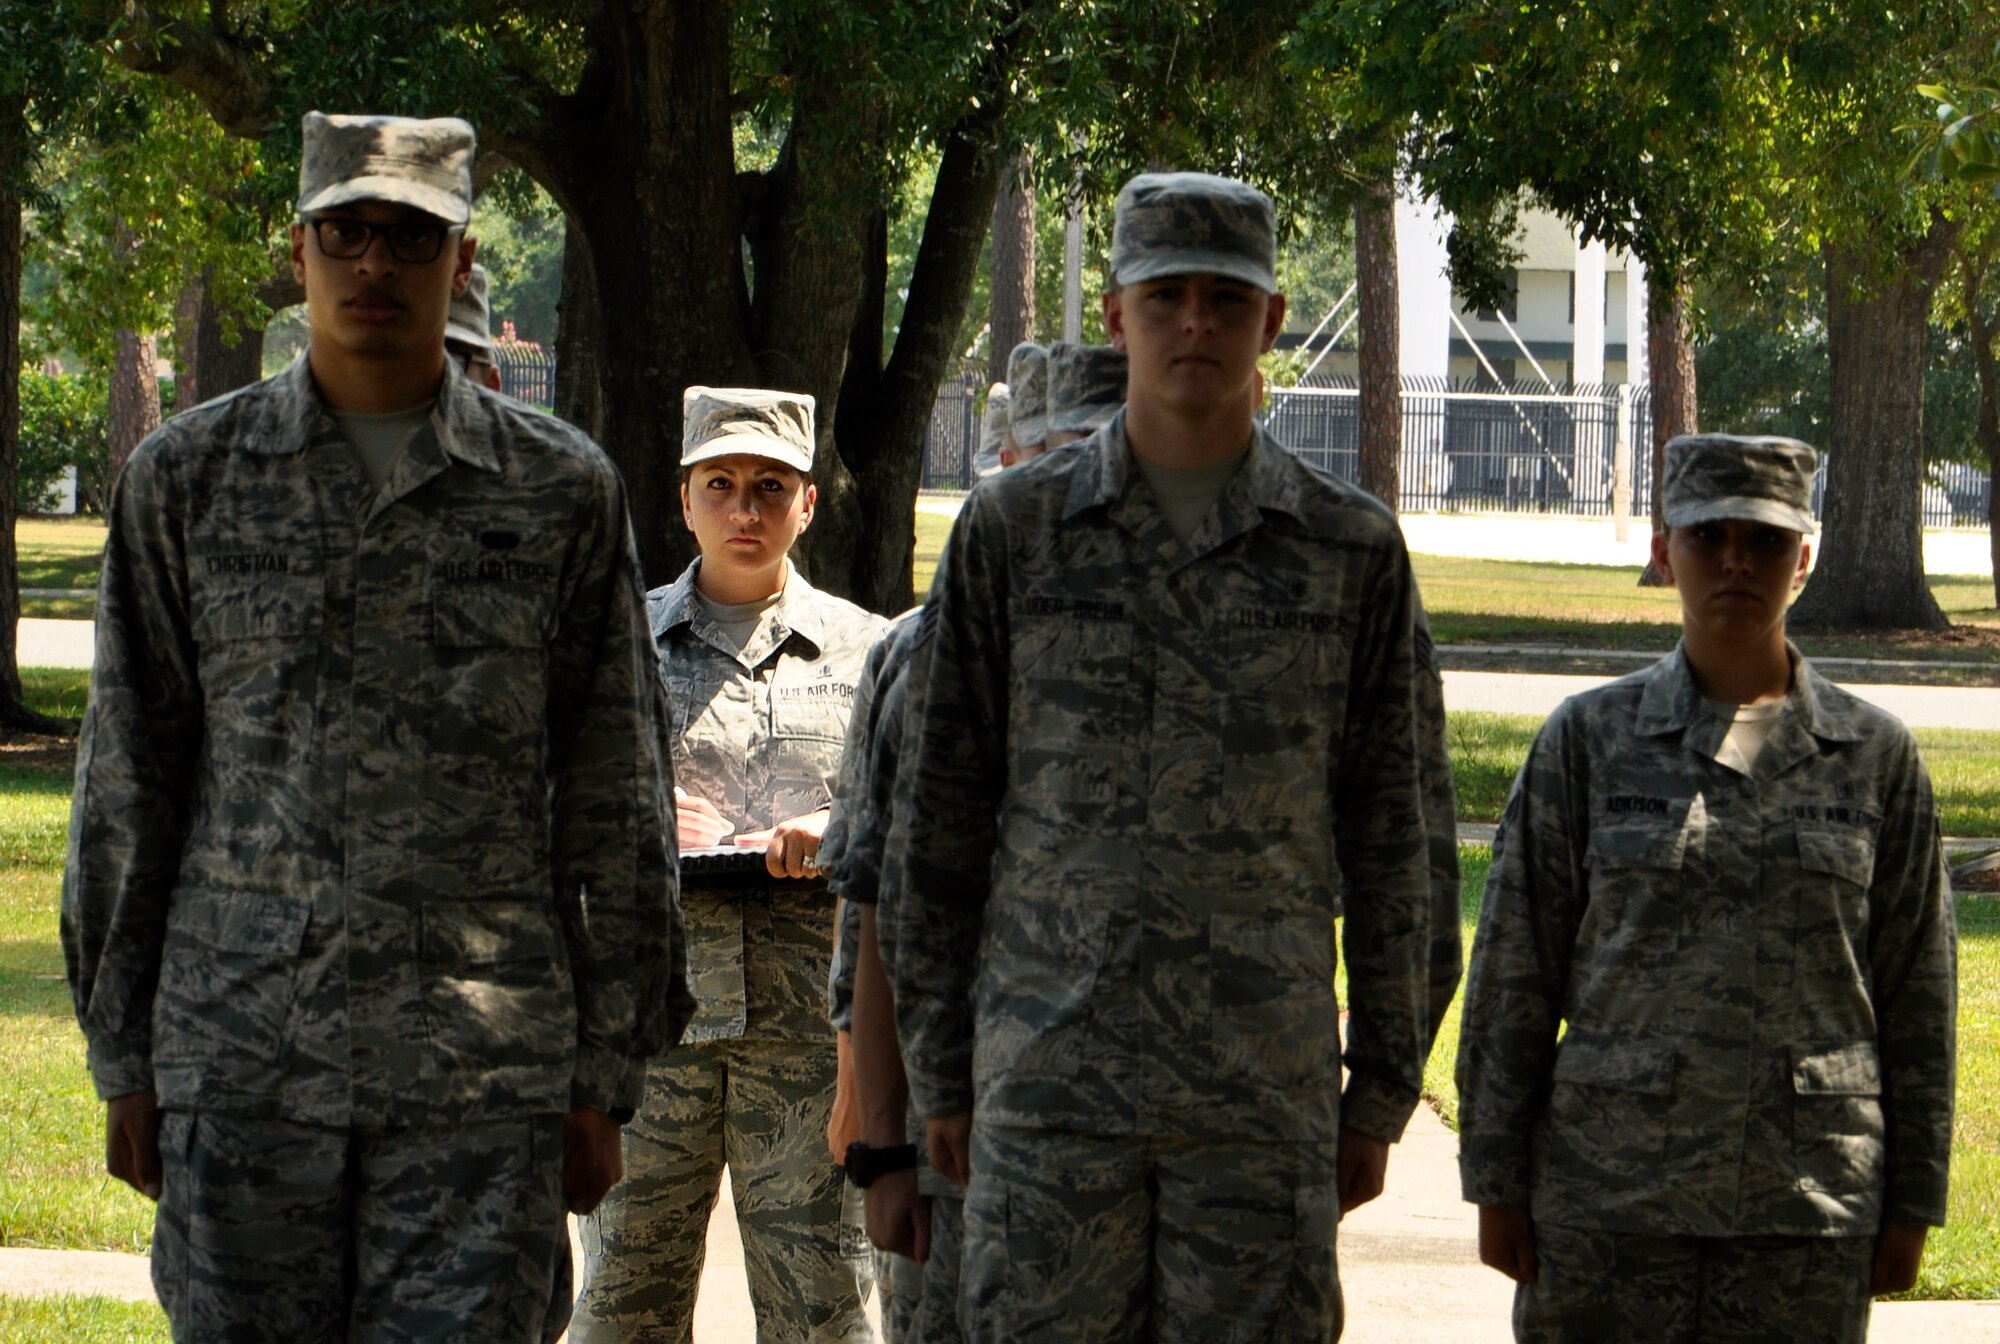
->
<box><xmin>87</xmin><ymin>0</ymin><xmax>1316</xmax><ymax>610</ymax></box>
<box><xmin>1339</xmin><ymin>0</ymin><xmax>1984</xmax><ymax>627</ymax></box>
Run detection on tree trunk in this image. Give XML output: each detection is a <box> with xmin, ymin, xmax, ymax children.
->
<box><xmin>1354</xmin><ymin>174</ymin><xmax>1399</xmax><ymax>511</ymax></box>
<box><xmin>1789</xmin><ymin>225</ymin><xmax>1954</xmax><ymax>631</ymax></box>
<box><xmin>194</xmin><ymin>271</ymin><xmax>265</xmax><ymax>403</ymax></box>
<box><xmin>833</xmin><ymin>128</ymin><xmax>1008</xmax><ymax>612</ymax></box>
<box><xmin>513</xmin><ymin>0</ymin><xmax>756</xmax><ymax>588</ymax></box>
<box><xmin>552</xmin><ymin>217</ymin><xmax>604</xmax><ymax>440</ymax></box>
<box><xmin>987</xmin><ymin>150</ymin><xmax>1036</xmax><ymax>384</ymax></box>
<box><xmin>174</xmin><ymin>275</ymin><xmax>203</xmax><ymax>410</ymax></box>
<box><xmin>107</xmin><ymin>329</ymin><xmax>161</xmax><ymax>488</ymax></box>
<box><xmin>501</xmin><ymin>0</ymin><xmax>1016</xmax><ymax>607</ymax></box>
<box><xmin>1637</xmin><ymin>270</ymin><xmax>1696</xmax><ymax>586</ymax></box>
<box><xmin>0</xmin><ymin>180</ymin><xmax>70</xmax><ymax>734</ymax></box>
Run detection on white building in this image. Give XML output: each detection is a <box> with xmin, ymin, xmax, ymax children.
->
<box><xmin>1298</xmin><ymin>198</ymin><xmax>1651</xmax><ymax>389</ymax></box>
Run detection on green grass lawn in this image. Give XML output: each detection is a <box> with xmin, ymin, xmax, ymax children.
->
<box><xmin>17</xmin><ymin>518</ymin><xmax>104</xmax><ymax>620</ymax></box>
<box><xmin>1449</xmin><ymin>710</ymin><xmax>2000</xmax><ymax>838</ymax></box>
<box><xmin>1417</xmin><ymin>554</ymin><xmax>2000</xmax><ymax>673</ymax></box>
<box><xmin>914</xmin><ymin>509</ymin><xmax>2000</xmax><ymax>678</ymax></box>
<box><xmin>1415</xmin><ymin>849</ymin><xmax>2000</xmax><ymax>1301</ymax></box>
<box><xmin>0</xmin><ymin>1296</ymin><xmax>168</xmax><ymax>1342</ymax></box>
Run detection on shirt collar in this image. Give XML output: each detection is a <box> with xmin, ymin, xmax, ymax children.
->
<box><xmin>1061</xmin><ymin>409</ymin><xmax>1312</xmax><ymax>527</ymax></box>
<box><xmin>1634</xmin><ymin>640</ymin><xmax>1866</xmax><ymax>744</ymax></box>
<box><xmin>252</xmin><ymin>351</ymin><xmax>501</xmax><ymax>474</ymax></box>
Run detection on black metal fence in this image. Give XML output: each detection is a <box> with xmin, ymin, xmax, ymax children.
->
<box><xmin>494</xmin><ymin>345</ymin><xmax>557</xmax><ymax>408</ymax></box>
<box><xmin>476</xmin><ymin>354</ymin><xmax>1996</xmax><ymax>529</ymax></box>
<box><xmin>923</xmin><ymin>370</ymin><xmax>987</xmax><ymax>490</ymax></box>
<box><xmin>1264</xmin><ymin>379</ymin><xmax>1652</xmax><ymax>515</ymax></box>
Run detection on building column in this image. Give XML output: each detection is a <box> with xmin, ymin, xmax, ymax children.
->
<box><xmin>1572</xmin><ymin>232</ymin><xmax>1606</xmax><ymax>388</ymax></box>
<box><xmin>1395</xmin><ymin>193</ymin><xmax>1452</xmax><ymax>381</ymax></box>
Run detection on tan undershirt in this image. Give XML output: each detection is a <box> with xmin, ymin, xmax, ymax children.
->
<box><xmin>1134</xmin><ymin>450</ymin><xmax>1248</xmax><ymax>544</ymax></box>
<box><xmin>1705</xmin><ymin>697</ymin><xmax>1788</xmax><ymax>776</ymax></box>
<box><xmin>330</xmin><ymin>402</ymin><xmax>434</xmax><ymax>492</ymax></box>
<box><xmin>696</xmin><ymin>589</ymin><xmax>783</xmax><ymax>657</ymax></box>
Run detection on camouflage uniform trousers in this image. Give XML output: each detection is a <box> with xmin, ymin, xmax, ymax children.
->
<box><xmin>838</xmin><ymin>1178</ymin><xmax>893</xmax><ymax>1334</ymax></box>
<box><xmin>571</xmin><ymin>1036</ymin><xmax>870</xmax><ymax>1343</ymax></box>
<box><xmin>1513</xmin><ymin>1224</ymin><xmax>1874</xmax><ymax>1343</ymax></box>
<box><xmin>959</xmin><ymin>1124</ymin><xmax>1339</xmax><ymax>1343</ymax></box>
<box><xmin>883</xmin><ymin>1188</ymin><xmax>965</xmax><ymax>1344</ymax></box>
<box><xmin>151</xmin><ymin>1109</ymin><xmax>569</xmax><ymax>1343</ymax></box>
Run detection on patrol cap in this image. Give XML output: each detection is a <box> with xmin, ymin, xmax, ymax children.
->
<box><xmin>445</xmin><ymin>263</ymin><xmax>493</xmax><ymax>354</ymax></box>
<box><xmin>297</xmin><ymin>111</ymin><xmax>476</xmax><ymax>227</ymax></box>
<box><xmin>681</xmin><ymin>386</ymin><xmax>816</xmax><ymax>474</ymax></box>
<box><xmin>1005</xmin><ymin>342</ymin><xmax>1049</xmax><ymax>446</ymax></box>
<box><xmin>973</xmin><ymin>383</ymin><xmax>1011</xmax><ymax>477</ymax></box>
<box><xmin>1047</xmin><ymin>341</ymin><xmax>1127</xmax><ymax>433</ymax></box>
<box><xmin>1109</xmin><ymin>171</ymin><xmax>1278</xmax><ymax>293</ymax></box>
<box><xmin>1662</xmin><ymin>434</ymin><xmax>1817</xmax><ymax>534</ymax></box>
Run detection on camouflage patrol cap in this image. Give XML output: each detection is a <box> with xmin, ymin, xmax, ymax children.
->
<box><xmin>444</xmin><ymin>263</ymin><xmax>493</xmax><ymax>355</ymax></box>
<box><xmin>1005</xmin><ymin>342</ymin><xmax>1049</xmax><ymax>446</ymax></box>
<box><xmin>1047</xmin><ymin>341</ymin><xmax>1128</xmax><ymax>433</ymax></box>
<box><xmin>681</xmin><ymin>386</ymin><xmax>816</xmax><ymax>474</ymax></box>
<box><xmin>973</xmin><ymin>383</ymin><xmax>1011</xmax><ymax>477</ymax></box>
<box><xmin>1663</xmin><ymin>434</ymin><xmax>1817</xmax><ymax>534</ymax></box>
<box><xmin>1109</xmin><ymin>171</ymin><xmax>1277</xmax><ymax>293</ymax></box>
<box><xmin>297</xmin><ymin>112</ymin><xmax>476</xmax><ymax>227</ymax></box>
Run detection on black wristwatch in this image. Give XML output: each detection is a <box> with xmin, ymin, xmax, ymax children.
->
<box><xmin>844</xmin><ymin>1141</ymin><xmax>919</xmax><ymax>1188</ymax></box>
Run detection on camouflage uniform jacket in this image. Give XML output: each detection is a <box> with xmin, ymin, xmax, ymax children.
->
<box><xmin>890</xmin><ymin>412</ymin><xmax>1437</xmax><ymax>1145</ymax></box>
<box><xmin>62</xmin><ymin>355</ymin><xmax>692</xmax><ymax>1129</ymax></box>
<box><xmin>823</xmin><ymin>608</ymin><xmax>924</xmax><ymax>1032</ymax></box>
<box><xmin>650</xmin><ymin>562</ymin><xmax>885</xmax><ymax>1043</ymax></box>
<box><xmin>1457</xmin><ymin>645</ymin><xmax>1956</xmax><ymax>1235</ymax></box>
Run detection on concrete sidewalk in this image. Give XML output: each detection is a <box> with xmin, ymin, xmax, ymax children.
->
<box><xmin>1445</xmin><ymin>668</ymin><xmax>2000</xmax><ymax>731</ymax></box>
<box><xmin>7</xmin><ymin>1107</ymin><xmax>1994</xmax><ymax>1340</ymax></box>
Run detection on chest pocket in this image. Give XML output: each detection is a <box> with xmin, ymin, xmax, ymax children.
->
<box><xmin>189</xmin><ymin>568</ymin><xmax>323</xmax><ymax>644</ymax></box>
<box><xmin>771</xmin><ymin>669</ymin><xmax>854</xmax><ymax>746</ymax></box>
<box><xmin>1794</xmin><ymin>821</ymin><xmax>1878</xmax><ymax>977</ymax></box>
<box><xmin>1011</xmin><ymin>612</ymin><xmax>1133</xmax><ymax>806</ymax></box>
<box><xmin>431</xmin><ymin>581</ymin><xmax>556</xmax><ymax>649</ymax></box>
<box><xmin>1579</xmin><ymin>797</ymin><xmax>1696</xmax><ymax>966</ymax></box>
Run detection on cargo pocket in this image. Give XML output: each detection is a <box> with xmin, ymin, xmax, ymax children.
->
<box><xmin>1792</xmin><ymin>1042</ymin><xmax>1884</xmax><ymax>1196</ymax></box>
<box><xmin>1208</xmin><ymin>911</ymin><xmax>1338</xmax><ymax>1089</ymax></box>
<box><xmin>1543</xmin><ymin>1034</ymin><xmax>1675</xmax><ymax>1186</ymax></box>
<box><xmin>420</xmin><ymin>900</ymin><xmax>572</xmax><ymax>1084</ymax></box>
<box><xmin>978</xmin><ymin>899</ymin><xmax>1114</xmax><ymax>1079</ymax></box>
<box><xmin>152</xmin><ymin>890</ymin><xmax>311</xmax><ymax>1067</ymax></box>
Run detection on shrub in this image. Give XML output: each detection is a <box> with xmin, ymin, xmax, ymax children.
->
<box><xmin>15</xmin><ymin>371</ymin><xmax>108</xmax><ymax>514</ymax></box>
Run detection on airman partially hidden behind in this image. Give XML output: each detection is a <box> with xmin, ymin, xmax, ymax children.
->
<box><xmin>1043</xmin><ymin>340</ymin><xmax>1126</xmax><ymax>448</ymax></box>
<box><xmin>999</xmin><ymin>341</ymin><xmax>1048</xmax><ymax>468</ymax></box>
<box><xmin>445</xmin><ymin>260</ymin><xmax>502</xmax><ymax>391</ymax></box>
<box><xmin>1457</xmin><ymin>434</ymin><xmax>1956</xmax><ymax>1342</ymax></box>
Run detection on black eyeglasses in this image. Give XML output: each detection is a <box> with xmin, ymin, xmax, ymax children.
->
<box><xmin>303</xmin><ymin>216</ymin><xmax>462</xmax><ymax>264</ymax></box>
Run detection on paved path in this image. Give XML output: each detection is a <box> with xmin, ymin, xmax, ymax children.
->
<box><xmin>18</xmin><ymin>617</ymin><xmax>92</xmax><ymax>669</ymax></box>
<box><xmin>918</xmin><ymin>493</ymin><xmax>1996</xmax><ymax>577</ymax></box>
<box><xmin>24</xmin><ymin>621</ymin><xmax>1998</xmax><ymax>734</ymax></box>
<box><xmin>1445</xmin><ymin>668</ymin><xmax>2000</xmax><ymax>731</ymax></box>
<box><xmin>8</xmin><ymin>1110</ymin><xmax>1995</xmax><ymax>1340</ymax></box>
